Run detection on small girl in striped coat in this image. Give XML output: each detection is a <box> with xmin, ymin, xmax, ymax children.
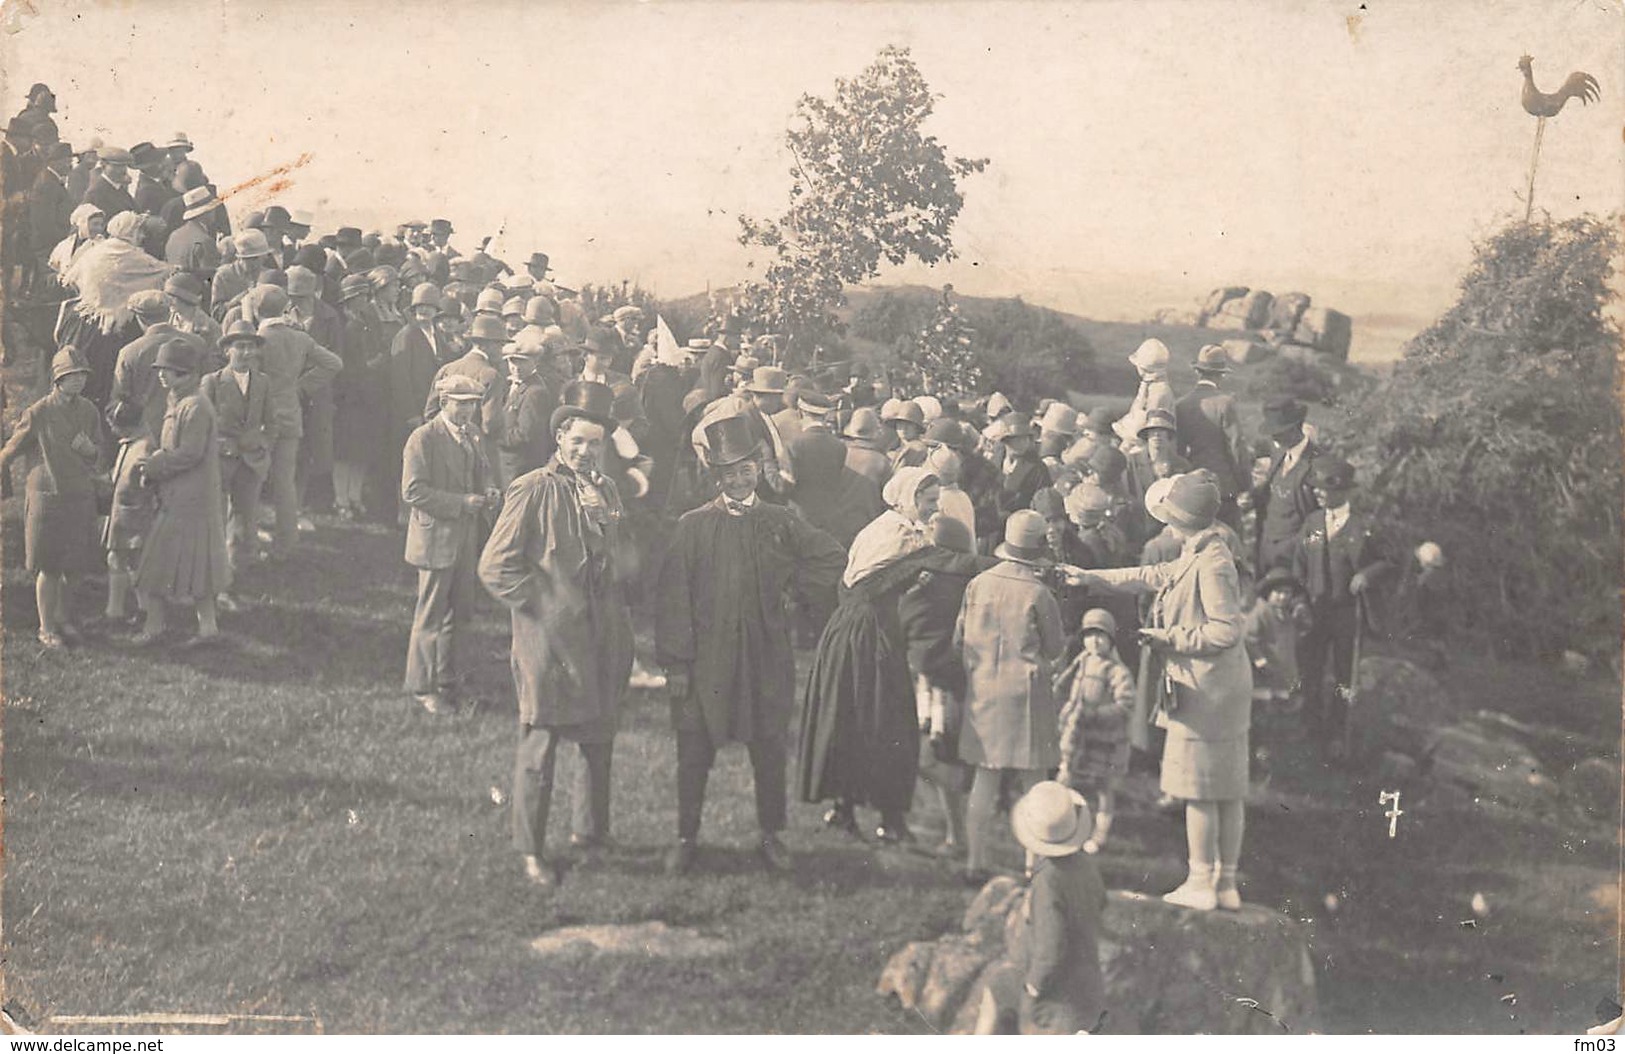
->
<box><xmin>1054</xmin><ymin>608</ymin><xmax>1136</xmax><ymax>853</ymax></box>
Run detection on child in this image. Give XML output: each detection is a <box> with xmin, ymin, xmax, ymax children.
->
<box><xmin>102</xmin><ymin>399</ymin><xmax>158</xmax><ymax>625</ymax></box>
<box><xmin>973</xmin><ymin>781</ymin><xmax>1107</xmax><ymax>1035</ymax></box>
<box><xmin>1054</xmin><ymin>609</ymin><xmax>1135</xmax><ymax>853</ymax></box>
<box><xmin>0</xmin><ymin>349</ymin><xmax>105</xmax><ymax>647</ymax></box>
<box><xmin>1246</xmin><ymin>567</ymin><xmax>1308</xmax><ymax>707</ymax></box>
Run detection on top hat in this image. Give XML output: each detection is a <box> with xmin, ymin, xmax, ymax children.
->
<box><xmin>1039</xmin><ymin>402</ymin><xmax>1079</xmax><ymax>436</ymax></box>
<box><xmin>180</xmin><ymin>185</ymin><xmax>222</xmax><ymax>221</ymax></box>
<box><xmin>219</xmin><ymin>318</ymin><xmax>265</xmax><ymax>349</ymax></box>
<box><xmin>1011</xmin><ymin>781</ymin><xmax>1094</xmax><ymax>858</ymax></box>
<box><xmin>50</xmin><ymin>348</ymin><xmax>91</xmax><ymax>383</ymax></box>
<box><xmin>1260</xmin><ymin>397</ymin><xmax>1307</xmax><ymax>436</ymax></box>
<box><xmin>1194</xmin><ymin>343</ymin><xmax>1234</xmax><ymax>374</ymax></box>
<box><xmin>843</xmin><ymin>406</ymin><xmax>884</xmax><ymax>442</ymax></box>
<box><xmin>1309</xmin><ymin>454</ymin><xmax>1356</xmax><ymax>491</ymax></box>
<box><xmin>702</xmin><ymin>415</ymin><xmax>762</xmax><ymax>468</ymax></box>
<box><xmin>745</xmin><ymin>366</ymin><xmax>788</xmax><ymax>394</ymax></box>
<box><xmin>1146</xmin><ymin>472</ymin><xmax>1220</xmax><ymax>530</ymax></box>
<box><xmin>550</xmin><ymin>380</ymin><xmax>616</xmax><ymax>433</ymax></box>
<box><xmin>153</xmin><ymin>337</ymin><xmax>202</xmax><ymax>373</ymax></box>
<box><xmin>996</xmin><ymin>509</ymin><xmax>1051</xmax><ymax>565</ymax></box>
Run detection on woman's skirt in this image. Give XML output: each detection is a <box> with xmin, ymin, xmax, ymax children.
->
<box><xmin>24</xmin><ymin>485</ymin><xmax>98</xmax><ymax>574</ymax></box>
<box><xmin>1160</xmin><ymin>723</ymin><xmax>1249</xmax><ymax>801</ymax></box>
<box><xmin>135</xmin><ymin>499</ymin><xmax>232</xmax><ymax>601</ymax></box>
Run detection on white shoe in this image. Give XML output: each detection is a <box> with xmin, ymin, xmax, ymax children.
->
<box><xmin>297</xmin><ymin>516</ymin><xmax>316</xmax><ymax>533</ymax></box>
<box><xmin>628</xmin><ymin>668</ymin><xmax>667</xmax><ymax>690</ymax></box>
<box><xmin>1163</xmin><ymin>879</ymin><xmax>1218</xmax><ymax>911</ymax></box>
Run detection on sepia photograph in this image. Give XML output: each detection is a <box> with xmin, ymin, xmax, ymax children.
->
<box><xmin>0</xmin><ymin>0</ymin><xmax>1620</xmax><ymax>1037</ymax></box>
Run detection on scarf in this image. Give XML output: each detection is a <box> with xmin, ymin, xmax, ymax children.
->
<box><xmin>60</xmin><ymin>230</ymin><xmax>172</xmax><ymax>333</ymax></box>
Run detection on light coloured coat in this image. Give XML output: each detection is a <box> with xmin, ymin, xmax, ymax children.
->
<box><xmin>955</xmin><ymin>560</ymin><xmax>1066</xmax><ymax>769</ymax></box>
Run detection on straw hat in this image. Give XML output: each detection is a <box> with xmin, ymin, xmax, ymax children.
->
<box><xmin>1011</xmin><ymin>781</ymin><xmax>1094</xmax><ymax>858</ymax></box>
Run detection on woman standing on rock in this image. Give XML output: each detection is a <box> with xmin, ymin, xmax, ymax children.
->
<box><xmin>1073</xmin><ymin>472</ymin><xmax>1252</xmax><ymax>911</ymax></box>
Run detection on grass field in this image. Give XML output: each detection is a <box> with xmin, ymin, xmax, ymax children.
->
<box><xmin>0</xmin><ymin>355</ymin><xmax>1617</xmax><ymax>1034</ymax></box>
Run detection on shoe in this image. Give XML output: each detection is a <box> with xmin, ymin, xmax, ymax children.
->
<box><xmin>417</xmin><ymin>693</ymin><xmax>451</xmax><ymax>715</ymax></box>
<box><xmin>522</xmin><ymin>855</ymin><xmax>558</xmax><ymax>890</ymax></box>
<box><xmin>1216</xmin><ymin>887</ymin><xmax>1243</xmax><ymax>911</ymax></box>
<box><xmin>759</xmin><ymin>834</ymin><xmax>793</xmax><ymax>873</ymax></box>
<box><xmin>666</xmin><ymin>839</ymin><xmax>698</xmax><ymax>875</ymax></box>
<box><xmin>1163</xmin><ymin>879</ymin><xmax>1219</xmax><ymax>911</ymax></box>
<box><xmin>36</xmin><ymin>630</ymin><xmax>65</xmax><ymax>650</ymax></box>
<box><xmin>627</xmin><ymin>667</ymin><xmax>667</xmax><ymax>690</ymax></box>
<box><xmin>875</xmin><ymin>823</ymin><xmax>916</xmax><ymax>846</ymax></box>
<box><xmin>216</xmin><ymin>593</ymin><xmax>241</xmax><ymax>614</ymax></box>
<box><xmin>822</xmin><ymin>803</ymin><xmax>858</xmax><ymax>835</ymax></box>
<box><xmin>297</xmin><ymin>516</ymin><xmax>316</xmax><ymax>533</ymax></box>
<box><xmin>336</xmin><ymin>505</ymin><xmax>356</xmax><ymax>522</ymax></box>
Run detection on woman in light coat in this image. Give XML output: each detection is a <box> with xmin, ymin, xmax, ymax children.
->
<box><xmin>955</xmin><ymin>508</ymin><xmax>1066</xmax><ymax>883</ymax></box>
<box><xmin>1074</xmin><ymin>472</ymin><xmax>1252</xmax><ymax>911</ymax></box>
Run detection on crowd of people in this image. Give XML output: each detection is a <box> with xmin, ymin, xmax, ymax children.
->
<box><xmin>1</xmin><ymin>83</ymin><xmax>1436</xmax><ymax>1034</ymax></box>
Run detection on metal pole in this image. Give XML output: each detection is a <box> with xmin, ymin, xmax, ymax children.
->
<box><xmin>1524</xmin><ymin>116</ymin><xmax>1547</xmax><ymax>223</ymax></box>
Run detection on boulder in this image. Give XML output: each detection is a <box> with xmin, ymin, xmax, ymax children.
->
<box><xmin>1292</xmin><ymin>307</ymin><xmax>1353</xmax><ymax>361</ymax></box>
<box><xmin>1425</xmin><ymin>717</ymin><xmax>1559</xmax><ymax>812</ymax></box>
<box><xmin>1266</xmin><ymin>292</ymin><xmax>1312</xmax><ymax>332</ymax></box>
<box><xmin>1564</xmin><ymin>756</ymin><xmax>1621</xmax><ymax>819</ymax></box>
<box><xmin>1276</xmin><ymin>343</ymin><xmax>1322</xmax><ymax>364</ymax></box>
<box><xmin>1200</xmin><ymin>287</ymin><xmax>1249</xmax><ymax>323</ymax></box>
<box><xmin>1221</xmin><ymin>338</ymin><xmax>1273</xmax><ymax>366</ymax></box>
<box><xmin>1235</xmin><ymin>290</ymin><xmax>1275</xmax><ymax>329</ymax></box>
<box><xmin>1208</xmin><ymin>312</ymin><xmax>1253</xmax><ymax>332</ymax></box>
<box><xmin>879</xmin><ymin>881</ymin><xmax>1321</xmax><ymax>1034</ymax></box>
<box><xmin>1346</xmin><ymin>656</ymin><xmax>1452</xmax><ymax>762</ymax></box>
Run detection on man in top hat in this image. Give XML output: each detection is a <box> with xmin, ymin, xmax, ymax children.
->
<box><xmin>81</xmin><ymin>145</ymin><xmax>136</xmax><ymax>219</ymax></box>
<box><xmin>202</xmin><ymin>320</ymin><xmax>276</xmax><ymax>577</ymax></box>
<box><xmin>427</xmin><ymin>313</ymin><xmax>507</xmax><ymax>447</ymax></box>
<box><xmin>657</xmin><ymin>414</ymin><xmax>846</xmax><ymax>875</ymax></box>
<box><xmin>1290</xmin><ymin>455</ymin><xmax>1390</xmax><ymax>759</ymax></box>
<box><xmin>1251</xmin><ymin>396</ymin><xmax>1320</xmax><ymax>575</ymax></box>
<box><xmin>165</xmin><ymin>185</ymin><xmax>224</xmax><ymax>290</ymax></box>
<box><xmin>402</xmin><ymin>373</ymin><xmax>502</xmax><ymax>714</ymax></box>
<box><xmin>1176</xmin><ymin>344</ymin><xmax>1248</xmax><ymax>530</ymax></box>
<box><xmin>211</xmin><ymin>230</ymin><xmax>276</xmax><ymax>321</ymax></box>
<box><xmin>479</xmin><ymin>380</ymin><xmax>632</xmax><ymax>888</ymax></box>
<box><xmin>253</xmin><ymin>285</ymin><xmax>343</xmax><ymax>558</ymax></box>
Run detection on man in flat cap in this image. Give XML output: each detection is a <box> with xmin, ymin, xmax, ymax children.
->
<box><xmin>479</xmin><ymin>380</ymin><xmax>632</xmax><ymax>889</ymax></box>
<box><xmin>656</xmin><ymin>415</ymin><xmax>846</xmax><ymax>876</ymax></box>
<box><xmin>82</xmin><ymin>146</ymin><xmax>137</xmax><ymax>218</ymax></box>
<box><xmin>608</xmin><ymin>305</ymin><xmax>644</xmax><ymax>376</ymax></box>
<box><xmin>403</xmin><ymin>373</ymin><xmax>502</xmax><ymax>715</ymax></box>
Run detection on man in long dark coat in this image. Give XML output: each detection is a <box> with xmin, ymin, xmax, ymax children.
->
<box><xmin>656</xmin><ymin>414</ymin><xmax>845</xmax><ymax>875</ymax></box>
<box><xmin>1176</xmin><ymin>344</ymin><xmax>1248</xmax><ymax>530</ymax></box>
<box><xmin>479</xmin><ymin>380</ymin><xmax>632</xmax><ymax>890</ymax></box>
<box><xmin>1252</xmin><ymin>396</ymin><xmax>1320</xmax><ymax>575</ymax></box>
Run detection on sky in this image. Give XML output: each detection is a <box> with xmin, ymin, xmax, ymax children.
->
<box><xmin>4</xmin><ymin>0</ymin><xmax>1622</xmax><ymax>360</ymax></box>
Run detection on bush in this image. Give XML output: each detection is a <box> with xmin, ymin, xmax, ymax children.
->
<box><xmin>1351</xmin><ymin>216</ymin><xmax>1622</xmax><ymax>660</ymax></box>
<box><xmin>1239</xmin><ymin>353</ymin><xmax>1342</xmax><ymax>405</ymax></box>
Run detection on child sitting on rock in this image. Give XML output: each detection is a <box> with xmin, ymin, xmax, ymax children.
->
<box><xmin>973</xmin><ymin>781</ymin><xmax>1108</xmax><ymax>1035</ymax></box>
<box><xmin>1054</xmin><ymin>609</ymin><xmax>1135</xmax><ymax>853</ymax></box>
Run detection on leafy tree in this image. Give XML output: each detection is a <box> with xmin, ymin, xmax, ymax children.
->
<box><xmin>1352</xmin><ymin>215</ymin><xmax>1622</xmax><ymax>660</ymax></box>
<box><xmin>904</xmin><ymin>285</ymin><xmax>986</xmax><ymax>395</ymax></box>
<box><xmin>737</xmin><ymin>46</ymin><xmax>988</xmax><ymax>365</ymax></box>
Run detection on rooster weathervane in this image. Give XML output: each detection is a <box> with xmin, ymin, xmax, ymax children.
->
<box><xmin>1517</xmin><ymin>54</ymin><xmax>1600</xmax><ymax>221</ymax></box>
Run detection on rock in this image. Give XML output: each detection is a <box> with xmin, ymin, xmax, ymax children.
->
<box><xmin>1235</xmin><ymin>290</ymin><xmax>1275</xmax><ymax>329</ymax></box>
<box><xmin>1276</xmin><ymin>343</ymin><xmax>1322</xmax><ymax>364</ymax></box>
<box><xmin>1426</xmin><ymin>720</ymin><xmax>1559</xmax><ymax>811</ymax></box>
<box><xmin>1566</xmin><ymin>757</ymin><xmax>1621</xmax><ymax>818</ymax></box>
<box><xmin>1208</xmin><ymin>311</ymin><xmax>1252</xmax><ymax>332</ymax></box>
<box><xmin>1347</xmin><ymin>656</ymin><xmax>1451</xmax><ymax>761</ymax></box>
<box><xmin>1266</xmin><ymin>292</ymin><xmax>1312</xmax><ymax>332</ymax></box>
<box><xmin>1292</xmin><ymin>307</ymin><xmax>1353</xmax><ymax>361</ymax></box>
<box><xmin>879</xmin><ymin>883</ymin><xmax>1321</xmax><ymax>1034</ymax></box>
<box><xmin>1200</xmin><ymin>287</ymin><xmax>1249</xmax><ymax>323</ymax></box>
<box><xmin>1221</xmin><ymin>338</ymin><xmax>1273</xmax><ymax>366</ymax></box>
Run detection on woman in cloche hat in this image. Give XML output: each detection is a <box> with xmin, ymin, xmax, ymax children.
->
<box><xmin>131</xmin><ymin>337</ymin><xmax>233</xmax><ymax>647</ymax></box>
<box><xmin>1071</xmin><ymin>472</ymin><xmax>1252</xmax><ymax>912</ymax></box>
<box><xmin>0</xmin><ymin>349</ymin><xmax>106</xmax><ymax>647</ymax></box>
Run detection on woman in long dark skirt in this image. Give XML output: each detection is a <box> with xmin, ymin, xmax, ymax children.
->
<box><xmin>797</xmin><ymin>465</ymin><xmax>945</xmax><ymax>843</ymax></box>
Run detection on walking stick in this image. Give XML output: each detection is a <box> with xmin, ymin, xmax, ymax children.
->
<box><xmin>1342</xmin><ymin>592</ymin><xmax>1365</xmax><ymax>760</ymax></box>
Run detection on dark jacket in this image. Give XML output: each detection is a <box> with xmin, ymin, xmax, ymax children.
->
<box><xmin>1253</xmin><ymin>441</ymin><xmax>1320</xmax><ymax>572</ymax></box>
<box><xmin>1021</xmin><ymin>853</ymin><xmax>1108</xmax><ymax>1034</ymax></box>
<box><xmin>1291</xmin><ymin>505</ymin><xmax>1391</xmax><ymax>608</ymax></box>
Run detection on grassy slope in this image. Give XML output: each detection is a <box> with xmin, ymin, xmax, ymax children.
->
<box><xmin>1</xmin><ymin>359</ymin><xmax>1617</xmax><ymax>1034</ymax></box>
